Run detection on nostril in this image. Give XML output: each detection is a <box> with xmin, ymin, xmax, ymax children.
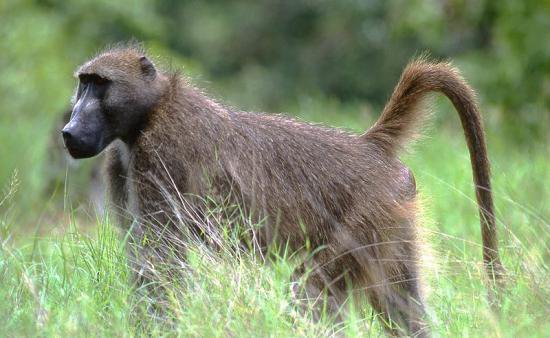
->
<box><xmin>62</xmin><ymin>129</ymin><xmax>73</xmax><ymax>141</ymax></box>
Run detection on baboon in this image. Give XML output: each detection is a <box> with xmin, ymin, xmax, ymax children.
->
<box><xmin>62</xmin><ymin>45</ymin><xmax>504</xmax><ymax>337</ymax></box>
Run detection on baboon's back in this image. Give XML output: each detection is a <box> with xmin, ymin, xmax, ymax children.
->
<box><xmin>214</xmin><ymin>111</ymin><xmax>418</xmax><ymax>247</ymax></box>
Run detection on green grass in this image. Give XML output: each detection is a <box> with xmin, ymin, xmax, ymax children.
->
<box><xmin>1</xmin><ymin>100</ymin><xmax>549</xmax><ymax>337</ymax></box>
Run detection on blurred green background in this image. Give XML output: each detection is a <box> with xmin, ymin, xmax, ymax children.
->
<box><xmin>0</xmin><ymin>0</ymin><xmax>548</xmax><ymax>218</ymax></box>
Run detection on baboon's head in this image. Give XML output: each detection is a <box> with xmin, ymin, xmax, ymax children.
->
<box><xmin>62</xmin><ymin>47</ymin><xmax>165</xmax><ymax>159</ymax></box>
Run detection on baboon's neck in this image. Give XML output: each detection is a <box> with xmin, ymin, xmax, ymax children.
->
<box><xmin>134</xmin><ymin>74</ymin><xmax>233</xmax><ymax>167</ymax></box>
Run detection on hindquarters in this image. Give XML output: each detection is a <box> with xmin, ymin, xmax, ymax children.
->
<box><xmin>296</xmin><ymin>164</ymin><xmax>428</xmax><ymax>336</ymax></box>
<box><xmin>350</xmin><ymin>166</ymin><xmax>428</xmax><ymax>336</ymax></box>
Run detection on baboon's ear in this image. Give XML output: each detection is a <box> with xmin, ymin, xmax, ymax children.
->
<box><xmin>139</xmin><ymin>56</ymin><xmax>156</xmax><ymax>79</ymax></box>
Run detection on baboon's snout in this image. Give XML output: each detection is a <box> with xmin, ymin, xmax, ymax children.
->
<box><xmin>61</xmin><ymin>120</ymin><xmax>102</xmax><ymax>159</ymax></box>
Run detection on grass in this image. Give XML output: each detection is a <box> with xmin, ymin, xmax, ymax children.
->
<box><xmin>0</xmin><ymin>99</ymin><xmax>549</xmax><ymax>337</ymax></box>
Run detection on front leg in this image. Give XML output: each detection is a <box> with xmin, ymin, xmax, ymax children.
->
<box><xmin>104</xmin><ymin>142</ymin><xmax>132</xmax><ymax>228</ymax></box>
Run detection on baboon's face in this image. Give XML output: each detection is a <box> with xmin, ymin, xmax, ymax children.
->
<box><xmin>62</xmin><ymin>51</ymin><xmax>161</xmax><ymax>159</ymax></box>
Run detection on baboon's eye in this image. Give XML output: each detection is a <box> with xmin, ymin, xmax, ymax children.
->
<box><xmin>79</xmin><ymin>73</ymin><xmax>110</xmax><ymax>86</ymax></box>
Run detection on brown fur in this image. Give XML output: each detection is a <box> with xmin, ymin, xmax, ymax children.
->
<box><xmin>72</xmin><ymin>46</ymin><xmax>504</xmax><ymax>337</ymax></box>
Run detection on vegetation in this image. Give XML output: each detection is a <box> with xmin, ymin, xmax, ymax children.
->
<box><xmin>0</xmin><ymin>0</ymin><xmax>548</xmax><ymax>337</ymax></box>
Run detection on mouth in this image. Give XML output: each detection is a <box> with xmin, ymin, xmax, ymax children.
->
<box><xmin>64</xmin><ymin>141</ymin><xmax>98</xmax><ymax>159</ymax></box>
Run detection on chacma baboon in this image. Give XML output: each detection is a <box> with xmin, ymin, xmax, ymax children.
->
<box><xmin>62</xmin><ymin>45</ymin><xmax>504</xmax><ymax>337</ymax></box>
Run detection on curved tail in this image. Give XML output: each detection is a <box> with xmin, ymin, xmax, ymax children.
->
<box><xmin>364</xmin><ymin>57</ymin><xmax>505</xmax><ymax>288</ymax></box>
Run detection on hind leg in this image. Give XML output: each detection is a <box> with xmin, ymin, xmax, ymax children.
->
<box><xmin>372</xmin><ymin>168</ymin><xmax>428</xmax><ymax>336</ymax></box>
<box><xmin>365</xmin><ymin>260</ymin><xmax>429</xmax><ymax>337</ymax></box>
